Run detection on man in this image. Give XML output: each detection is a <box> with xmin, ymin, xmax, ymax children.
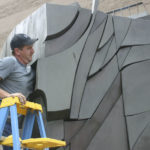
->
<box><xmin>0</xmin><ymin>33</ymin><xmax>38</xmax><ymax>150</ymax></box>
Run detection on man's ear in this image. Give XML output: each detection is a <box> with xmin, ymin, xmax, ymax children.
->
<box><xmin>14</xmin><ymin>48</ymin><xmax>20</xmax><ymax>56</ymax></box>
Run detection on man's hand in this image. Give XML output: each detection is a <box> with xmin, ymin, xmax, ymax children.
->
<box><xmin>0</xmin><ymin>88</ymin><xmax>26</xmax><ymax>104</ymax></box>
<box><xmin>8</xmin><ymin>93</ymin><xmax>26</xmax><ymax>104</ymax></box>
<box><xmin>0</xmin><ymin>136</ymin><xmax>6</xmax><ymax>141</ymax></box>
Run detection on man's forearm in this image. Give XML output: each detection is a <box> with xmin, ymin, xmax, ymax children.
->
<box><xmin>0</xmin><ymin>77</ymin><xmax>11</xmax><ymax>99</ymax></box>
<box><xmin>0</xmin><ymin>88</ymin><xmax>26</xmax><ymax>104</ymax></box>
<box><xmin>0</xmin><ymin>88</ymin><xmax>11</xmax><ymax>99</ymax></box>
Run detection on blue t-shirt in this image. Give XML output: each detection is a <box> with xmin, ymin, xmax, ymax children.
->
<box><xmin>0</xmin><ymin>56</ymin><xmax>35</xmax><ymax>97</ymax></box>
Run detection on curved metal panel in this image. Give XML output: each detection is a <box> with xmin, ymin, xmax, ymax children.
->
<box><xmin>37</xmin><ymin>46</ymin><xmax>81</xmax><ymax>112</ymax></box>
<box><xmin>79</xmin><ymin>56</ymin><xmax>119</xmax><ymax>119</ymax></box>
<box><xmin>45</xmin><ymin>8</ymin><xmax>91</xmax><ymax>56</ymax></box>
<box><xmin>64</xmin><ymin>120</ymin><xmax>85</xmax><ymax>142</ymax></box>
<box><xmin>70</xmin><ymin>14</ymin><xmax>107</xmax><ymax>119</ymax></box>
<box><xmin>87</xmin><ymin>96</ymin><xmax>128</xmax><ymax>150</ymax></box>
<box><xmin>127</xmin><ymin>111</ymin><xmax>150</xmax><ymax>150</ymax></box>
<box><xmin>133</xmin><ymin>123</ymin><xmax>150</xmax><ymax>150</ymax></box>
<box><xmin>46</xmin><ymin>120</ymin><xmax>64</xmax><ymax>140</ymax></box>
<box><xmin>123</xmin><ymin>45</ymin><xmax>150</xmax><ymax>68</ymax></box>
<box><xmin>122</xmin><ymin>19</ymin><xmax>150</xmax><ymax>46</ymax></box>
<box><xmin>98</xmin><ymin>15</ymin><xmax>114</xmax><ymax>49</ymax></box>
<box><xmin>46</xmin><ymin>4</ymin><xmax>79</xmax><ymax>39</ymax></box>
<box><xmin>70</xmin><ymin>74</ymin><xmax>121</xmax><ymax>150</ymax></box>
<box><xmin>117</xmin><ymin>47</ymin><xmax>131</xmax><ymax>70</ymax></box>
<box><xmin>113</xmin><ymin>16</ymin><xmax>131</xmax><ymax>49</ymax></box>
<box><xmin>122</xmin><ymin>60</ymin><xmax>150</xmax><ymax>115</ymax></box>
<box><xmin>102</xmin><ymin>36</ymin><xmax>117</xmax><ymax>66</ymax></box>
<box><xmin>89</xmin><ymin>36</ymin><xmax>113</xmax><ymax>76</ymax></box>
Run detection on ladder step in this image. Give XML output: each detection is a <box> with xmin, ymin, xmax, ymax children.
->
<box><xmin>0</xmin><ymin>135</ymin><xmax>21</xmax><ymax>147</ymax></box>
<box><xmin>0</xmin><ymin>98</ymin><xmax>66</xmax><ymax>149</ymax></box>
<box><xmin>0</xmin><ymin>136</ymin><xmax>6</xmax><ymax>142</ymax></box>
<box><xmin>0</xmin><ymin>97</ymin><xmax>43</xmax><ymax>115</ymax></box>
<box><xmin>22</xmin><ymin>138</ymin><xmax>66</xmax><ymax>149</ymax></box>
<box><xmin>0</xmin><ymin>135</ymin><xmax>66</xmax><ymax>149</ymax></box>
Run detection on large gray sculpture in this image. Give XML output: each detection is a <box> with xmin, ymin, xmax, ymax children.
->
<box><xmin>1</xmin><ymin>2</ymin><xmax>150</xmax><ymax>150</ymax></box>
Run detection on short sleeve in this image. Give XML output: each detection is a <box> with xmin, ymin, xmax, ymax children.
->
<box><xmin>0</xmin><ymin>57</ymin><xmax>15</xmax><ymax>80</ymax></box>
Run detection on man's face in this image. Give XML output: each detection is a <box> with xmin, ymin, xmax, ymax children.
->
<box><xmin>17</xmin><ymin>45</ymin><xmax>34</xmax><ymax>65</ymax></box>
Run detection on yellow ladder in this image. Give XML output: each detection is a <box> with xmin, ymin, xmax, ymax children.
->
<box><xmin>0</xmin><ymin>97</ymin><xmax>66</xmax><ymax>150</ymax></box>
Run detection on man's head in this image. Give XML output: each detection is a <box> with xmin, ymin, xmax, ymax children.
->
<box><xmin>10</xmin><ymin>34</ymin><xmax>38</xmax><ymax>65</ymax></box>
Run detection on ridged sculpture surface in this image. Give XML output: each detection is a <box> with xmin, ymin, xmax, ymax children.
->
<box><xmin>1</xmin><ymin>2</ymin><xmax>150</xmax><ymax>150</ymax></box>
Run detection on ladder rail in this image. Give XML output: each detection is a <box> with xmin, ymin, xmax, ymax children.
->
<box><xmin>0</xmin><ymin>107</ymin><xmax>9</xmax><ymax>138</ymax></box>
<box><xmin>10</xmin><ymin>104</ymin><xmax>21</xmax><ymax>150</ymax></box>
<box><xmin>0</xmin><ymin>97</ymin><xmax>66</xmax><ymax>150</ymax></box>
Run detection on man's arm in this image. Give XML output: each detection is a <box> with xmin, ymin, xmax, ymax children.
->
<box><xmin>0</xmin><ymin>78</ymin><xmax>26</xmax><ymax>104</ymax></box>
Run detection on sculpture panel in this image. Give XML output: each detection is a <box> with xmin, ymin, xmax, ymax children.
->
<box><xmin>1</xmin><ymin>2</ymin><xmax>150</xmax><ymax>150</ymax></box>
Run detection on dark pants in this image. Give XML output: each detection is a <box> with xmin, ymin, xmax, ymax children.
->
<box><xmin>2</xmin><ymin>115</ymin><xmax>23</xmax><ymax>150</ymax></box>
<box><xmin>2</xmin><ymin>120</ymin><xmax>13</xmax><ymax>150</ymax></box>
<box><xmin>0</xmin><ymin>98</ymin><xmax>12</xmax><ymax>150</ymax></box>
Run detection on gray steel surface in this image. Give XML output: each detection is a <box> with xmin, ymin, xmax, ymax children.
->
<box><xmin>45</xmin><ymin>8</ymin><xmax>91</xmax><ymax>56</ymax></box>
<box><xmin>1</xmin><ymin>2</ymin><xmax>150</xmax><ymax>150</ymax></box>
<box><xmin>113</xmin><ymin>16</ymin><xmax>131</xmax><ymax>49</ymax></box>
<box><xmin>89</xmin><ymin>35</ymin><xmax>113</xmax><ymax>76</ymax></box>
<box><xmin>127</xmin><ymin>111</ymin><xmax>150</xmax><ymax>150</ymax></box>
<box><xmin>87</xmin><ymin>96</ymin><xmax>128</xmax><ymax>150</ymax></box>
<box><xmin>70</xmin><ymin>12</ymin><xmax>107</xmax><ymax>119</ymax></box>
<box><xmin>70</xmin><ymin>74</ymin><xmax>121</xmax><ymax>150</ymax></box>
<box><xmin>98</xmin><ymin>15</ymin><xmax>114</xmax><ymax>49</ymax></box>
<box><xmin>122</xmin><ymin>60</ymin><xmax>150</xmax><ymax>115</ymax></box>
<box><xmin>123</xmin><ymin>45</ymin><xmax>150</xmax><ymax>67</ymax></box>
<box><xmin>117</xmin><ymin>47</ymin><xmax>131</xmax><ymax>70</ymax></box>
<box><xmin>122</xmin><ymin>19</ymin><xmax>150</xmax><ymax>46</ymax></box>
<box><xmin>79</xmin><ymin>56</ymin><xmax>119</xmax><ymax>119</ymax></box>
<box><xmin>46</xmin><ymin>4</ymin><xmax>79</xmax><ymax>39</ymax></box>
<box><xmin>102</xmin><ymin>36</ymin><xmax>117</xmax><ymax>66</ymax></box>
